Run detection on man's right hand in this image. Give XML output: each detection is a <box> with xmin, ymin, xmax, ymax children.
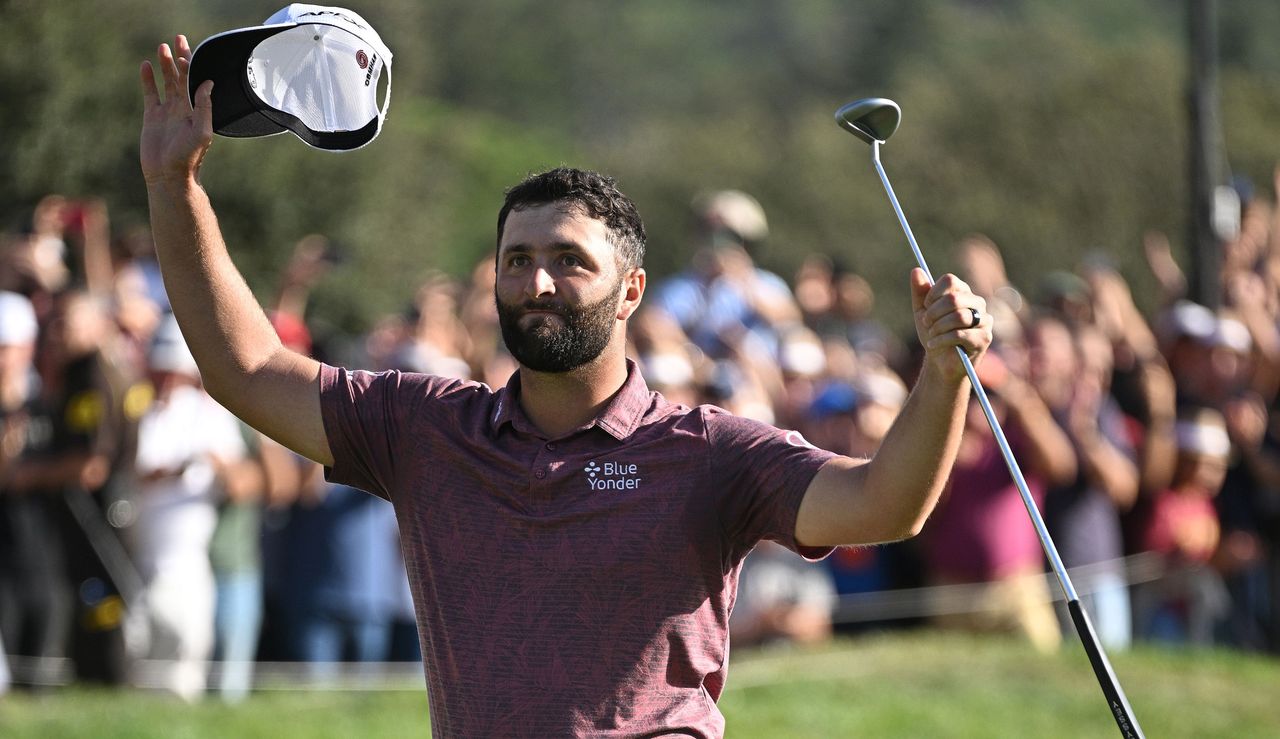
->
<box><xmin>140</xmin><ymin>35</ymin><xmax>213</xmax><ymax>188</ymax></box>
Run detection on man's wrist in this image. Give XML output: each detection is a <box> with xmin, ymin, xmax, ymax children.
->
<box><xmin>144</xmin><ymin>171</ymin><xmax>202</xmax><ymax>197</ymax></box>
<box><xmin>918</xmin><ymin>357</ymin><xmax>971</xmax><ymax>396</ymax></box>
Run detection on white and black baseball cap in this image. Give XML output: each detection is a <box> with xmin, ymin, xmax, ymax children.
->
<box><xmin>188</xmin><ymin>4</ymin><xmax>392</xmax><ymax>152</ymax></box>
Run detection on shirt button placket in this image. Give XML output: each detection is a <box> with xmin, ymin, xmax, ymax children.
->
<box><xmin>533</xmin><ymin>441</ymin><xmax>559</xmax><ymax>485</ymax></box>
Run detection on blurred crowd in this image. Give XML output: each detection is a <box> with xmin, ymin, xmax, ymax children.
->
<box><xmin>3</xmin><ymin>173</ymin><xmax>1280</xmax><ymax>700</ymax></box>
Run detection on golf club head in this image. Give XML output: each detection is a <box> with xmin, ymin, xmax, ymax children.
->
<box><xmin>835</xmin><ymin>98</ymin><xmax>901</xmax><ymax>144</ymax></box>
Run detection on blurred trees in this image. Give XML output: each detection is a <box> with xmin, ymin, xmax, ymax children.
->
<box><xmin>2</xmin><ymin>0</ymin><xmax>1277</xmax><ymax>332</ymax></box>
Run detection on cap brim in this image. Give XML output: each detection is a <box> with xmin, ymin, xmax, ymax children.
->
<box><xmin>190</xmin><ymin>25</ymin><xmax>293</xmax><ymax>138</ymax></box>
<box><xmin>259</xmin><ymin>104</ymin><xmax>380</xmax><ymax>151</ymax></box>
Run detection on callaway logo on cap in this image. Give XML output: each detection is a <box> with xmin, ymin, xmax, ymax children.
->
<box><xmin>188</xmin><ymin>3</ymin><xmax>392</xmax><ymax>151</ymax></box>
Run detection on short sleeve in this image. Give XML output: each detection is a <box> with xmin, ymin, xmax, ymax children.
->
<box><xmin>704</xmin><ymin>407</ymin><xmax>838</xmax><ymax>561</ymax></box>
<box><xmin>318</xmin><ymin>364</ymin><xmax>427</xmax><ymax>501</ymax></box>
<box><xmin>320</xmin><ymin>364</ymin><xmax>492</xmax><ymax>503</ymax></box>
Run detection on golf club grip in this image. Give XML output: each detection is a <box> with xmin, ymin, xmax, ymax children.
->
<box><xmin>1067</xmin><ymin>599</ymin><xmax>1144</xmax><ymax>738</ymax></box>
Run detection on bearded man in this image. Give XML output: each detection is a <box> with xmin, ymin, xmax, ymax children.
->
<box><xmin>139</xmin><ymin>36</ymin><xmax>991</xmax><ymax>738</ymax></box>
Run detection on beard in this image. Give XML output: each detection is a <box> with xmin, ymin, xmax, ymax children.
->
<box><xmin>496</xmin><ymin>283</ymin><xmax>621</xmax><ymax>373</ymax></box>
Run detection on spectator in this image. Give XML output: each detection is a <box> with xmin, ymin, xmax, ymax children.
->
<box><xmin>262</xmin><ymin>477</ymin><xmax>401</xmax><ymax>675</ymax></box>
<box><xmin>1223</xmin><ymin>269</ymin><xmax>1280</xmax><ymax>400</ymax></box>
<box><xmin>130</xmin><ymin>317</ymin><xmax>252</xmax><ymax>700</ymax></box>
<box><xmin>1159</xmin><ymin>301</ymin><xmax>1253</xmax><ymax>409</ymax></box>
<box><xmin>629</xmin><ymin>306</ymin><xmax>701</xmax><ymax>408</ymax></box>
<box><xmin>9</xmin><ymin>290</ymin><xmax>134</xmax><ymax>685</ymax></box>
<box><xmin>384</xmin><ymin>520</ymin><xmax>423</xmax><ymax>664</ymax></box>
<box><xmin>954</xmin><ymin>235</ymin><xmax>1025</xmax><ymax>317</ymax></box>
<box><xmin>1215</xmin><ymin>391</ymin><xmax>1280</xmax><ymax>650</ymax></box>
<box><xmin>110</xmin><ymin>225</ymin><xmax>170</xmax><ymax>314</ymax></box>
<box><xmin>1082</xmin><ymin>260</ymin><xmax>1177</xmax><ymax>498</ymax></box>
<box><xmin>1031</xmin><ymin>316</ymin><xmax>1140</xmax><ymax>650</ymax></box>
<box><xmin>696</xmin><ymin>358</ymin><xmax>775</xmax><ymax>425</ymax></box>
<box><xmin>8</xmin><ymin>154</ymin><xmax>1280</xmax><ymax>708</ymax></box>
<box><xmin>730</xmin><ymin>541</ymin><xmax>835</xmax><ymax>648</ymax></box>
<box><xmin>772</xmin><ymin>326</ymin><xmax>829</xmax><ymax>430</ymax></box>
<box><xmin>0</xmin><ymin>290</ymin><xmax>69</xmax><ymax>689</ymax></box>
<box><xmin>207</xmin><ymin>422</ymin><xmax>274</xmax><ymax>703</ymax></box>
<box><xmin>652</xmin><ymin>190</ymin><xmax>800</xmax><ymax>359</ymax></box>
<box><xmin>1208</xmin><ymin>389</ymin><xmax>1280</xmax><ymax>648</ymax></box>
<box><xmin>923</xmin><ymin>352</ymin><xmax>1076</xmax><ymax>653</ymax></box>
<box><xmin>108</xmin><ymin>251</ymin><xmax>165</xmax><ymax>372</ymax></box>
<box><xmin>389</xmin><ymin>272</ymin><xmax>473</xmax><ymax>379</ymax></box>
<box><xmin>1133</xmin><ymin>407</ymin><xmax>1232</xmax><ymax>644</ymax></box>
<box><xmin>799</xmin><ymin>256</ymin><xmax>901</xmax><ymax>369</ymax></box>
<box><xmin>806</xmin><ymin>370</ymin><xmax>908</xmax><ymax>462</ymax></box>
<box><xmin>794</xmin><ymin>254</ymin><xmax>837</xmax><ymax>330</ymax></box>
<box><xmin>458</xmin><ymin>256</ymin><xmax>517</xmax><ymax>387</ymax></box>
<box><xmin>830</xmin><ymin>266</ymin><xmax>903</xmax><ymax>369</ymax></box>
<box><xmin>255</xmin><ymin>238</ymin><xmax>406</xmax><ymax>674</ymax></box>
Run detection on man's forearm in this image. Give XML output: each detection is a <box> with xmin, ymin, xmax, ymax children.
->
<box><xmin>146</xmin><ymin>177</ymin><xmax>285</xmax><ymax>412</ymax></box>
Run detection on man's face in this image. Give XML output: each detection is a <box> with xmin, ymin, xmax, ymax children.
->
<box><xmin>495</xmin><ymin>203</ymin><xmax>631</xmax><ymax>373</ymax></box>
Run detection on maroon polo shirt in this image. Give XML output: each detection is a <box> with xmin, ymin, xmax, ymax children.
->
<box><xmin>320</xmin><ymin>359</ymin><xmax>836</xmax><ymax>738</ymax></box>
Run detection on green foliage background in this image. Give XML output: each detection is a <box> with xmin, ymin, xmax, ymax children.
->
<box><xmin>3</xmin><ymin>0</ymin><xmax>1278</xmax><ymax>334</ymax></box>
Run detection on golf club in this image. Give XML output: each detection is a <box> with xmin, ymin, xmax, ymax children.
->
<box><xmin>835</xmin><ymin>97</ymin><xmax>1144</xmax><ymax>739</ymax></box>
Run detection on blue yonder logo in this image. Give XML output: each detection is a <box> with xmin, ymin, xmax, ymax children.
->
<box><xmin>584</xmin><ymin>460</ymin><xmax>641</xmax><ymax>491</ymax></box>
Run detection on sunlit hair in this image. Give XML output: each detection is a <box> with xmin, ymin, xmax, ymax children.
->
<box><xmin>496</xmin><ymin>167</ymin><xmax>646</xmax><ymax>271</ymax></box>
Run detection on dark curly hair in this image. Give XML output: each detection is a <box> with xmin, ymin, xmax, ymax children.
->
<box><xmin>496</xmin><ymin>167</ymin><xmax>646</xmax><ymax>270</ymax></box>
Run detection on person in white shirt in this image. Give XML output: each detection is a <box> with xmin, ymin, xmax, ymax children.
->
<box><xmin>130</xmin><ymin>316</ymin><xmax>250</xmax><ymax>701</ymax></box>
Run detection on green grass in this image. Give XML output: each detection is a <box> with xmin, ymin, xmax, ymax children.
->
<box><xmin>721</xmin><ymin>633</ymin><xmax>1280</xmax><ymax>737</ymax></box>
<box><xmin>2</xmin><ymin>632</ymin><xmax>1277</xmax><ymax>737</ymax></box>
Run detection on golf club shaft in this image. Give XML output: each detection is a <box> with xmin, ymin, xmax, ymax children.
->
<box><xmin>870</xmin><ymin>141</ymin><xmax>1074</xmax><ymax>598</ymax></box>
<box><xmin>870</xmin><ymin>140</ymin><xmax>1144</xmax><ymax>739</ymax></box>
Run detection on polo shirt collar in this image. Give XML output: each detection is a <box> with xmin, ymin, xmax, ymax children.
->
<box><xmin>595</xmin><ymin>359</ymin><xmax>651</xmax><ymax>440</ymax></box>
<box><xmin>491</xmin><ymin>359</ymin><xmax>651</xmax><ymax>441</ymax></box>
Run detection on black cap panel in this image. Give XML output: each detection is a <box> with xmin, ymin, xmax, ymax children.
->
<box><xmin>188</xmin><ymin>26</ymin><xmax>292</xmax><ymax>137</ymax></box>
